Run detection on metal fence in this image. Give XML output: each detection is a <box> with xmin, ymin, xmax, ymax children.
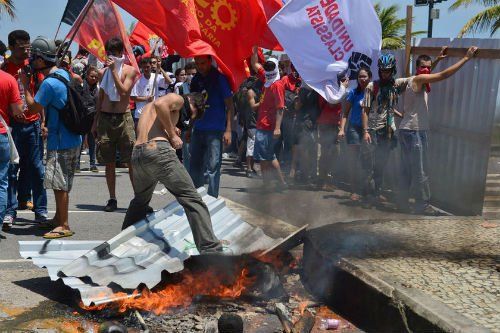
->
<box><xmin>416</xmin><ymin>38</ymin><xmax>500</xmax><ymax>215</ymax></box>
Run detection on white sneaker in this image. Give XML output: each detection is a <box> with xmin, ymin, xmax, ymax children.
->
<box><xmin>2</xmin><ymin>215</ymin><xmax>14</xmax><ymax>231</ymax></box>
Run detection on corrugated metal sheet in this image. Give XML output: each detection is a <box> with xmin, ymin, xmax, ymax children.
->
<box><xmin>416</xmin><ymin>38</ymin><xmax>500</xmax><ymax>215</ymax></box>
<box><xmin>19</xmin><ymin>188</ymin><xmax>280</xmax><ymax>306</ymax></box>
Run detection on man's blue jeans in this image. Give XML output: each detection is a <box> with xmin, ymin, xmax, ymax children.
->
<box><xmin>7</xmin><ymin>121</ymin><xmax>47</xmax><ymax>217</ymax></box>
<box><xmin>399</xmin><ymin>130</ymin><xmax>430</xmax><ymax>210</ymax></box>
<box><xmin>189</xmin><ymin>129</ymin><xmax>223</xmax><ymax>198</ymax></box>
<box><xmin>0</xmin><ymin>133</ymin><xmax>10</xmax><ymax>225</ymax></box>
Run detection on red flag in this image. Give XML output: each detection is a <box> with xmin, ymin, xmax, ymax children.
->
<box><xmin>258</xmin><ymin>0</ymin><xmax>283</xmax><ymax>51</ymax></box>
<box><xmin>129</xmin><ymin>22</ymin><xmax>159</xmax><ymax>53</ymax></box>
<box><xmin>67</xmin><ymin>0</ymin><xmax>138</xmax><ymax>71</ymax></box>
<box><xmin>113</xmin><ymin>0</ymin><xmax>269</xmax><ymax>90</ymax></box>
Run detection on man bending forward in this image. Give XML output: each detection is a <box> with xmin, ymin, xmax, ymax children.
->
<box><xmin>122</xmin><ymin>92</ymin><xmax>222</xmax><ymax>253</ymax></box>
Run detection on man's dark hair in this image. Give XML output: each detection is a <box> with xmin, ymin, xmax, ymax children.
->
<box><xmin>416</xmin><ymin>54</ymin><xmax>432</xmax><ymax>68</ymax></box>
<box><xmin>8</xmin><ymin>30</ymin><xmax>30</xmax><ymax>47</ymax></box>
<box><xmin>105</xmin><ymin>37</ymin><xmax>124</xmax><ymax>54</ymax></box>
<box><xmin>139</xmin><ymin>56</ymin><xmax>152</xmax><ymax>67</ymax></box>
<box><xmin>184</xmin><ymin>62</ymin><xmax>196</xmax><ymax>71</ymax></box>
<box><xmin>0</xmin><ymin>40</ymin><xmax>6</xmax><ymax>56</ymax></box>
<box><xmin>187</xmin><ymin>92</ymin><xmax>207</xmax><ymax>120</ymax></box>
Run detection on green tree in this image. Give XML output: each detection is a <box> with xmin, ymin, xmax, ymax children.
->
<box><xmin>449</xmin><ymin>0</ymin><xmax>499</xmax><ymax>37</ymax></box>
<box><xmin>0</xmin><ymin>0</ymin><xmax>15</xmax><ymax>20</ymax></box>
<box><xmin>374</xmin><ymin>2</ymin><xmax>425</xmax><ymax>50</ymax></box>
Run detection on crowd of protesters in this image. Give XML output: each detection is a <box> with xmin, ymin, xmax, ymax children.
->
<box><xmin>0</xmin><ymin>29</ymin><xmax>478</xmax><ymax>243</ymax></box>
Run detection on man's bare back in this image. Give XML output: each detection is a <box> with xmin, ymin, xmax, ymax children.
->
<box><xmin>136</xmin><ymin>93</ymin><xmax>185</xmax><ymax>146</ymax></box>
<box><xmin>99</xmin><ymin>64</ymin><xmax>137</xmax><ymax>114</ymax></box>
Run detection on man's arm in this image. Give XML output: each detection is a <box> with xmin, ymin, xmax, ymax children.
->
<box><xmin>414</xmin><ymin>46</ymin><xmax>478</xmax><ymax>86</ymax></box>
<box><xmin>131</xmin><ymin>95</ymin><xmax>153</xmax><ymax>102</ymax></box>
<box><xmin>247</xmin><ymin>89</ymin><xmax>260</xmax><ymax>110</ymax></box>
<box><xmin>19</xmin><ymin>71</ymin><xmax>44</xmax><ymax>115</ymax></box>
<box><xmin>223</xmin><ymin>96</ymin><xmax>234</xmax><ymax>145</ymax></box>
<box><xmin>362</xmin><ymin>107</ymin><xmax>371</xmax><ymax>144</ymax></box>
<box><xmin>338</xmin><ymin>101</ymin><xmax>352</xmax><ymax>138</ymax></box>
<box><xmin>431</xmin><ymin>46</ymin><xmax>448</xmax><ymax>71</ymax></box>
<box><xmin>251</xmin><ymin>46</ymin><xmax>263</xmax><ymax>75</ymax></box>
<box><xmin>154</xmin><ymin>96</ymin><xmax>182</xmax><ymax>149</ymax></box>
<box><xmin>274</xmin><ymin>107</ymin><xmax>285</xmax><ymax>139</ymax></box>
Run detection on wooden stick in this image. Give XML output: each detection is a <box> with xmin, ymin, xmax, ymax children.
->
<box><xmin>291</xmin><ymin>309</ymin><xmax>315</xmax><ymax>333</ymax></box>
<box><xmin>405</xmin><ymin>5</ymin><xmax>413</xmax><ymax>77</ymax></box>
<box><xmin>134</xmin><ymin>310</ymin><xmax>150</xmax><ymax>333</ymax></box>
<box><xmin>275</xmin><ymin>303</ymin><xmax>293</xmax><ymax>333</ymax></box>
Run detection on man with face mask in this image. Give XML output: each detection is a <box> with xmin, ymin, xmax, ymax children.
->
<box><xmin>397</xmin><ymin>46</ymin><xmax>478</xmax><ymax>215</ymax></box>
<box><xmin>91</xmin><ymin>37</ymin><xmax>138</xmax><ymax>213</ymax></box>
<box><xmin>2</xmin><ymin>30</ymin><xmax>48</xmax><ymax>230</ymax></box>
<box><xmin>251</xmin><ymin>55</ymin><xmax>288</xmax><ymax>191</ymax></box>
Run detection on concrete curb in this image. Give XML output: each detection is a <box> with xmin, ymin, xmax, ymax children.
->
<box><xmin>302</xmin><ymin>220</ymin><xmax>493</xmax><ymax>333</ymax></box>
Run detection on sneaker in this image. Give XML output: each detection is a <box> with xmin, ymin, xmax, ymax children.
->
<box><xmin>275</xmin><ymin>182</ymin><xmax>289</xmax><ymax>192</ymax></box>
<box><xmin>18</xmin><ymin>201</ymin><xmax>34</xmax><ymax>210</ymax></box>
<box><xmin>104</xmin><ymin>199</ymin><xmax>118</xmax><ymax>212</ymax></box>
<box><xmin>2</xmin><ymin>215</ymin><xmax>14</xmax><ymax>231</ymax></box>
<box><xmin>35</xmin><ymin>214</ymin><xmax>49</xmax><ymax>223</ymax></box>
<box><xmin>90</xmin><ymin>165</ymin><xmax>99</xmax><ymax>172</ymax></box>
<box><xmin>245</xmin><ymin>170</ymin><xmax>253</xmax><ymax>178</ymax></box>
<box><xmin>81</xmin><ymin>150</ymin><xmax>88</xmax><ymax>155</ymax></box>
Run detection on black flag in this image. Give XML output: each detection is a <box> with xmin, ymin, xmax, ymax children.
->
<box><xmin>61</xmin><ymin>0</ymin><xmax>88</xmax><ymax>26</ymax></box>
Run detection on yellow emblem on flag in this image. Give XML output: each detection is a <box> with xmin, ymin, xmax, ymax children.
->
<box><xmin>211</xmin><ymin>0</ymin><xmax>237</xmax><ymax>31</ymax></box>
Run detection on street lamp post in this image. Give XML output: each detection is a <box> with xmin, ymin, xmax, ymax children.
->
<box><xmin>428</xmin><ymin>0</ymin><xmax>434</xmax><ymax>38</ymax></box>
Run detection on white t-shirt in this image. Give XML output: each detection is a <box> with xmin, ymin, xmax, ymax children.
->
<box><xmin>131</xmin><ymin>74</ymin><xmax>168</xmax><ymax>118</ymax></box>
<box><xmin>400</xmin><ymin>77</ymin><xmax>430</xmax><ymax>131</ymax></box>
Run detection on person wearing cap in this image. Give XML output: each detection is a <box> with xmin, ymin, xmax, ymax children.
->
<box><xmin>2</xmin><ymin>30</ymin><xmax>48</xmax><ymax>230</ymax></box>
<box><xmin>18</xmin><ymin>36</ymin><xmax>82</xmax><ymax>238</ymax></box>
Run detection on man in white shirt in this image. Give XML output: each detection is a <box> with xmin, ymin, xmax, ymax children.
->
<box><xmin>131</xmin><ymin>57</ymin><xmax>172</xmax><ymax>127</ymax></box>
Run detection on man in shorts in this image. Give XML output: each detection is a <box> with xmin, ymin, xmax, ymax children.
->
<box><xmin>21</xmin><ymin>36</ymin><xmax>82</xmax><ymax>239</ymax></box>
<box><xmin>92</xmin><ymin>37</ymin><xmax>138</xmax><ymax>212</ymax></box>
<box><xmin>122</xmin><ymin>92</ymin><xmax>222</xmax><ymax>253</ymax></box>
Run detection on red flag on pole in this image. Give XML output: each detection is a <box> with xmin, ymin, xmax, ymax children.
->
<box><xmin>67</xmin><ymin>0</ymin><xmax>138</xmax><ymax>71</ymax></box>
<box><xmin>129</xmin><ymin>22</ymin><xmax>158</xmax><ymax>54</ymax></box>
<box><xmin>113</xmin><ymin>0</ymin><xmax>269</xmax><ymax>90</ymax></box>
<box><xmin>258</xmin><ymin>0</ymin><xmax>283</xmax><ymax>51</ymax></box>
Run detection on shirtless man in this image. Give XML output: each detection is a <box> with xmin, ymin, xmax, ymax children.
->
<box><xmin>92</xmin><ymin>37</ymin><xmax>138</xmax><ymax>212</ymax></box>
<box><xmin>121</xmin><ymin>92</ymin><xmax>223</xmax><ymax>253</ymax></box>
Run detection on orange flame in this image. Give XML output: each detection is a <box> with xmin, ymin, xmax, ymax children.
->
<box><xmin>81</xmin><ymin>268</ymin><xmax>255</xmax><ymax>315</ymax></box>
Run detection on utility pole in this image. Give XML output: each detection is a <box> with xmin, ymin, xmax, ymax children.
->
<box><xmin>428</xmin><ymin>0</ymin><xmax>434</xmax><ymax>38</ymax></box>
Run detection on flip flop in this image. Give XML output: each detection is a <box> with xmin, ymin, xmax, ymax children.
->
<box><xmin>43</xmin><ymin>230</ymin><xmax>75</xmax><ymax>239</ymax></box>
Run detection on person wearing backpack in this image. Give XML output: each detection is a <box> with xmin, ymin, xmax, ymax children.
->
<box><xmin>19</xmin><ymin>36</ymin><xmax>81</xmax><ymax>239</ymax></box>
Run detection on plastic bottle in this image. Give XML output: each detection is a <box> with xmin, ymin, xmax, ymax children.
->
<box><xmin>320</xmin><ymin>318</ymin><xmax>340</xmax><ymax>330</ymax></box>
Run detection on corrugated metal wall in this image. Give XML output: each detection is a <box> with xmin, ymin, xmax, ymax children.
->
<box><xmin>416</xmin><ymin>38</ymin><xmax>500</xmax><ymax>215</ymax></box>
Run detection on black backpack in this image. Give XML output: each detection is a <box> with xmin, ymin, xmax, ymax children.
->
<box><xmin>47</xmin><ymin>70</ymin><xmax>95</xmax><ymax>135</ymax></box>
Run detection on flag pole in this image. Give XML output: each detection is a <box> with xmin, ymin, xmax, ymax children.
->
<box><xmin>150</xmin><ymin>38</ymin><xmax>162</xmax><ymax>98</ymax></box>
<box><xmin>54</xmin><ymin>21</ymin><xmax>63</xmax><ymax>40</ymax></box>
<box><xmin>57</xmin><ymin>0</ymin><xmax>96</xmax><ymax>64</ymax></box>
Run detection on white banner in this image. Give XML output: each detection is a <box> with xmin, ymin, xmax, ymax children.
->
<box><xmin>269</xmin><ymin>0</ymin><xmax>382</xmax><ymax>102</ymax></box>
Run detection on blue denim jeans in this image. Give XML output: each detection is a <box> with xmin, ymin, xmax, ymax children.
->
<box><xmin>360</xmin><ymin>127</ymin><xmax>391</xmax><ymax>197</ymax></box>
<box><xmin>79</xmin><ymin>132</ymin><xmax>96</xmax><ymax>168</ymax></box>
<box><xmin>7</xmin><ymin>121</ymin><xmax>47</xmax><ymax>217</ymax></box>
<box><xmin>0</xmin><ymin>134</ymin><xmax>10</xmax><ymax>224</ymax></box>
<box><xmin>182</xmin><ymin>129</ymin><xmax>191</xmax><ymax>173</ymax></box>
<box><xmin>399</xmin><ymin>130</ymin><xmax>430</xmax><ymax>210</ymax></box>
<box><xmin>189</xmin><ymin>129</ymin><xmax>223</xmax><ymax>198</ymax></box>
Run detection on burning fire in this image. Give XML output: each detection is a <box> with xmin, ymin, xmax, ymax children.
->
<box><xmin>81</xmin><ymin>267</ymin><xmax>255</xmax><ymax>315</ymax></box>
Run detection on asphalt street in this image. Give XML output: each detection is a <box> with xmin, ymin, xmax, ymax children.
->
<box><xmin>0</xmin><ymin>155</ymin><xmax>436</xmax><ymax>311</ymax></box>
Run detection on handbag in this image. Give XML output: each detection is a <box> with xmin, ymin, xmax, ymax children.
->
<box><xmin>0</xmin><ymin>114</ymin><xmax>19</xmax><ymax>164</ymax></box>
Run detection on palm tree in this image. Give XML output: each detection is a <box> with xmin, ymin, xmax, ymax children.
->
<box><xmin>0</xmin><ymin>0</ymin><xmax>15</xmax><ymax>20</ymax></box>
<box><xmin>374</xmin><ymin>2</ymin><xmax>425</xmax><ymax>50</ymax></box>
<box><xmin>449</xmin><ymin>0</ymin><xmax>499</xmax><ymax>37</ymax></box>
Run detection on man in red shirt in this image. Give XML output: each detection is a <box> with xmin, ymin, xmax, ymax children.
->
<box><xmin>2</xmin><ymin>30</ymin><xmax>48</xmax><ymax>228</ymax></box>
<box><xmin>251</xmin><ymin>56</ymin><xmax>287</xmax><ymax>191</ymax></box>
<box><xmin>0</xmin><ymin>69</ymin><xmax>24</xmax><ymax>230</ymax></box>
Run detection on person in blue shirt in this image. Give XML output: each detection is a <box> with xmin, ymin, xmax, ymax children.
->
<box><xmin>20</xmin><ymin>36</ymin><xmax>81</xmax><ymax>239</ymax></box>
<box><xmin>189</xmin><ymin>55</ymin><xmax>234</xmax><ymax>198</ymax></box>
<box><xmin>338</xmin><ymin>67</ymin><xmax>372</xmax><ymax>202</ymax></box>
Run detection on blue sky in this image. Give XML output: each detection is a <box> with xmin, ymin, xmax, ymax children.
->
<box><xmin>0</xmin><ymin>0</ymin><xmax>493</xmax><ymax>53</ymax></box>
